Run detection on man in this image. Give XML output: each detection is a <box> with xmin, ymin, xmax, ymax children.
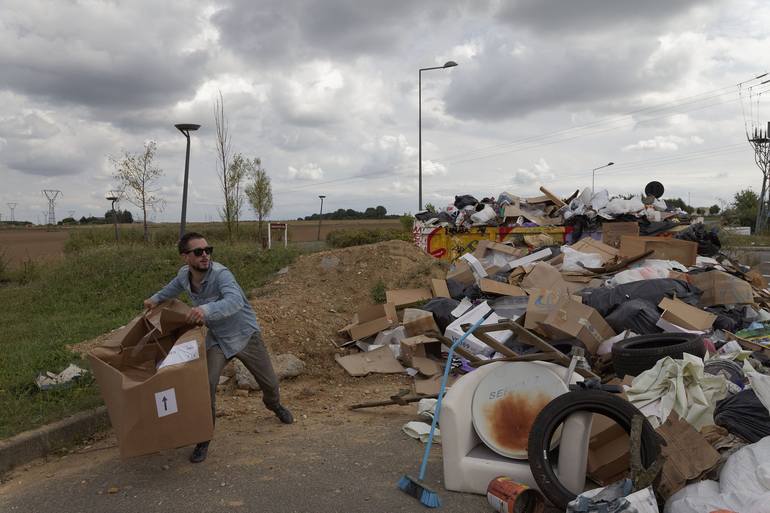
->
<box><xmin>144</xmin><ymin>232</ymin><xmax>293</xmax><ymax>463</ymax></box>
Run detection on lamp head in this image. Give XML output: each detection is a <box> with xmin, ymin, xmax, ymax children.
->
<box><xmin>443</xmin><ymin>61</ymin><xmax>458</xmax><ymax>68</ymax></box>
<box><xmin>175</xmin><ymin>123</ymin><xmax>201</xmax><ymax>133</ymax></box>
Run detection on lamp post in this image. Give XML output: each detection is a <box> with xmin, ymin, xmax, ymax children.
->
<box><xmin>106</xmin><ymin>191</ymin><xmax>120</xmax><ymax>242</ymax></box>
<box><xmin>175</xmin><ymin>123</ymin><xmax>201</xmax><ymax>238</ymax></box>
<box><xmin>591</xmin><ymin>161</ymin><xmax>615</xmax><ymax>195</ymax></box>
<box><xmin>419</xmin><ymin>60</ymin><xmax>458</xmax><ymax>211</ymax></box>
<box><xmin>317</xmin><ymin>195</ymin><xmax>326</xmax><ymax>241</ymax></box>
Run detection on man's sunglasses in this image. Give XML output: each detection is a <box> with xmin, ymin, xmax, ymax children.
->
<box><xmin>184</xmin><ymin>246</ymin><xmax>214</xmax><ymax>257</ymax></box>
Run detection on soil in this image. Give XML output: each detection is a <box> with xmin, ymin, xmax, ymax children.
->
<box><xmin>0</xmin><ymin>228</ymin><xmax>69</xmax><ymax>268</ymax></box>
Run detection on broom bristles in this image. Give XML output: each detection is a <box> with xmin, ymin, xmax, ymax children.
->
<box><xmin>397</xmin><ymin>474</ymin><xmax>441</xmax><ymax>508</ymax></box>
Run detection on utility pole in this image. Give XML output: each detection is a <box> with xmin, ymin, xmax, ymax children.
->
<box><xmin>7</xmin><ymin>203</ymin><xmax>16</xmax><ymax>222</ymax></box>
<box><xmin>748</xmin><ymin>122</ymin><xmax>770</xmax><ymax>233</ymax></box>
<box><xmin>317</xmin><ymin>195</ymin><xmax>326</xmax><ymax>241</ymax></box>
<box><xmin>42</xmin><ymin>190</ymin><xmax>62</xmax><ymax>226</ymax></box>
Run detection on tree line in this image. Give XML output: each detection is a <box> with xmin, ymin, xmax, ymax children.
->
<box><xmin>302</xmin><ymin>205</ymin><xmax>398</xmax><ymax>221</ymax></box>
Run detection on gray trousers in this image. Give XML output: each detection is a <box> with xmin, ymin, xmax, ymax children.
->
<box><xmin>207</xmin><ymin>331</ymin><xmax>281</xmax><ymax>423</ymax></box>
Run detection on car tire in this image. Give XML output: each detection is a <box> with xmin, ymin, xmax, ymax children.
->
<box><xmin>527</xmin><ymin>390</ymin><xmax>661</xmax><ymax>510</ymax></box>
<box><xmin>611</xmin><ymin>333</ymin><xmax>705</xmax><ymax>378</ymax></box>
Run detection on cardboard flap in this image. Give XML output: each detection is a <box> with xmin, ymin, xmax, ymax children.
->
<box><xmin>145</xmin><ymin>299</ymin><xmax>193</xmax><ymax>333</ymax></box>
<box><xmin>619</xmin><ymin>236</ymin><xmax>697</xmax><ymax>267</ymax></box>
<box><xmin>658</xmin><ymin>297</ymin><xmax>716</xmax><ymax>331</ymax></box>
<box><xmin>689</xmin><ymin>270</ymin><xmax>754</xmax><ymax>307</ymax></box>
<box><xmin>385</xmin><ymin>289</ymin><xmax>432</xmax><ymax>307</ymax></box>
<box><xmin>430</xmin><ymin>279</ymin><xmax>451</xmax><ymax>298</ymax></box>
<box><xmin>521</xmin><ymin>262</ymin><xmax>569</xmax><ymax>295</ymax></box>
<box><xmin>570</xmin><ymin>238</ymin><xmax>619</xmax><ymax>264</ymax></box>
<box><xmin>479</xmin><ymin>278</ymin><xmax>527</xmax><ymax>297</ymax></box>
<box><xmin>335</xmin><ymin>346</ymin><xmax>405</xmax><ymax>377</ymax></box>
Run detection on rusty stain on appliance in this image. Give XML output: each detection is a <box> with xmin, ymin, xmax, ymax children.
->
<box><xmin>485</xmin><ymin>392</ymin><xmax>552</xmax><ymax>453</ymax></box>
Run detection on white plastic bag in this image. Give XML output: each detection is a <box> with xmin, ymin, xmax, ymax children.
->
<box><xmin>561</xmin><ymin>246</ymin><xmax>603</xmax><ymax>273</ymax></box>
<box><xmin>470</xmin><ymin>204</ymin><xmax>497</xmax><ymax>225</ymax></box>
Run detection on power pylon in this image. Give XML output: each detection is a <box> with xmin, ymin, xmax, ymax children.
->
<box><xmin>42</xmin><ymin>190</ymin><xmax>62</xmax><ymax>225</ymax></box>
<box><xmin>748</xmin><ymin>123</ymin><xmax>770</xmax><ymax>233</ymax></box>
<box><xmin>7</xmin><ymin>203</ymin><xmax>16</xmax><ymax>222</ymax></box>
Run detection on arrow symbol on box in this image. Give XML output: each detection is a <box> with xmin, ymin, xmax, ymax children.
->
<box><xmin>162</xmin><ymin>397</ymin><xmax>168</xmax><ymax>411</ymax></box>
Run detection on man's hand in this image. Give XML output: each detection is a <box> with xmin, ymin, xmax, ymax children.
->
<box><xmin>143</xmin><ymin>299</ymin><xmax>158</xmax><ymax>310</ymax></box>
<box><xmin>187</xmin><ymin>307</ymin><xmax>206</xmax><ymax>325</ymax></box>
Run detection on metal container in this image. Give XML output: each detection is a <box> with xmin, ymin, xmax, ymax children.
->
<box><xmin>487</xmin><ymin>476</ymin><xmax>545</xmax><ymax>513</ymax></box>
<box><xmin>471</xmin><ymin>362</ymin><xmax>568</xmax><ymax>459</ymax></box>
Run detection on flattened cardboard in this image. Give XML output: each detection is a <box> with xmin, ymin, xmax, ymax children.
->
<box><xmin>88</xmin><ymin>302</ymin><xmax>213</xmax><ymax>459</ymax></box>
<box><xmin>524</xmin><ymin>289</ymin><xmax>568</xmax><ymax>331</ymax></box>
<box><xmin>414</xmin><ymin>373</ymin><xmax>456</xmax><ymax>395</ymax></box>
<box><xmin>619</xmin><ymin>236</ymin><xmax>698</xmax><ymax>267</ymax></box>
<box><xmin>472</xmin><ymin>240</ymin><xmax>523</xmax><ymax>259</ymax></box>
<box><xmin>655</xmin><ymin>413</ymin><xmax>721</xmax><ymax>501</ymax></box>
<box><xmin>689</xmin><ymin>270</ymin><xmax>754</xmax><ymax>307</ymax></box>
<box><xmin>541</xmin><ymin>298</ymin><xmax>616</xmax><ymax>353</ymax></box>
<box><xmin>411</xmin><ymin>356</ymin><xmax>441</xmax><ymax>376</ymax></box>
<box><xmin>602</xmin><ymin>222</ymin><xmax>639</xmax><ymax>248</ymax></box>
<box><xmin>570</xmin><ymin>238</ymin><xmax>619</xmax><ymax>264</ymax></box>
<box><xmin>399</xmin><ymin>334</ymin><xmax>439</xmax><ymax>367</ymax></box>
<box><xmin>658</xmin><ymin>297</ymin><xmax>716</xmax><ymax>331</ymax></box>
<box><xmin>385</xmin><ymin>289</ymin><xmax>432</xmax><ymax>308</ymax></box>
<box><xmin>479</xmin><ymin>278</ymin><xmax>527</xmax><ymax>297</ymax></box>
<box><xmin>431</xmin><ymin>279</ymin><xmax>451</xmax><ymax>298</ymax></box>
<box><xmin>348</xmin><ymin>303</ymin><xmax>398</xmax><ymax>340</ymax></box>
<box><xmin>402</xmin><ymin>308</ymin><xmax>440</xmax><ymax>337</ymax></box>
<box><xmin>520</xmin><ymin>262</ymin><xmax>569</xmax><ymax>296</ymax></box>
<box><xmin>334</xmin><ymin>346</ymin><xmax>405</xmax><ymax>377</ymax></box>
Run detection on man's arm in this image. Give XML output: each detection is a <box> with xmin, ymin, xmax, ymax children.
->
<box><xmin>144</xmin><ymin>274</ymin><xmax>185</xmax><ymax>309</ymax></box>
<box><xmin>198</xmin><ymin>270</ymin><xmax>246</xmax><ymax>322</ymax></box>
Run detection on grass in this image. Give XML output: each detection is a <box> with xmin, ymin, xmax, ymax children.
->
<box><xmin>0</xmin><ymin>241</ymin><xmax>300</xmax><ymax>438</ymax></box>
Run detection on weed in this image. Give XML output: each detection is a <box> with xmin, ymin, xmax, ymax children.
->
<box><xmin>370</xmin><ymin>280</ymin><xmax>386</xmax><ymax>304</ymax></box>
<box><xmin>326</xmin><ymin>228</ymin><xmax>410</xmax><ymax>248</ymax></box>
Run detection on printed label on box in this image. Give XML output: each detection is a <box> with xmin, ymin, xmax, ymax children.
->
<box><xmin>155</xmin><ymin>388</ymin><xmax>178</xmax><ymax>418</ymax></box>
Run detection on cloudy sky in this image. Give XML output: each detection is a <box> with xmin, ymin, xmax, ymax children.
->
<box><xmin>2</xmin><ymin>0</ymin><xmax>770</xmax><ymax>224</ymax></box>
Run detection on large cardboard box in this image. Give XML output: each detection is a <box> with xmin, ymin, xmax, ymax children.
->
<box><xmin>658</xmin><ymin>297</ymin><xmax>716</xmax><ymax>331</ymax></box>
<box><xmin>521</xmin><ymin>262</ymin><xmax>569</xmax><ymax>295</ymax></box>
<box><xmin>602</xmin><ymin>222</ymin><xmax>639</xmax><ymax>248</ymax></box>
<box><xmin>343</xmin><ymin>303</ymin><xmax>399</xmax><ymax>340</ymax></box>
<box><xmin>619</xmin><ymin>236</ymin><xmax>698</xmax><ymax>267</ymax></box>
<box><xmin>88</xmin><ymin>300</ymin><xmax>213</xmax><ymax>458</ymax></box>
<box><xmin>541</xmin><ymin>298</ymin><xmax>616</xmax><ymax>353</ymax></box>
<box><xmin>689</xmin><ymin>270</ymin><xmax>754</xmax><ymax>307</ymax></box>
<box><xmin>524</xmin><ymin>288</ymin><xmax>568</xmax><ymax>331</ymax></box>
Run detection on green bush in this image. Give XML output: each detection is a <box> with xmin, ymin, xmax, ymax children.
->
<box><xmin>370</xmin><ymin>280</ymin><xmax>386</xmax><ymax>304</ymax></box>
<box><xmin>325</xmin><ymin>228</ymin><xmax>411</xmax><ymax>248</ymax></box>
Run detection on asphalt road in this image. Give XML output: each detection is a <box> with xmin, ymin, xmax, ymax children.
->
<box><xmin>0</xmin><ymin>408</ymin><xmax>496</xmax><ymax>513</ymax></box>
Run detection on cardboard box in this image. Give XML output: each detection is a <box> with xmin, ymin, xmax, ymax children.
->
<box><xmin>479</xmin><ymin>278</ymin><xmax>527</xmax><ymax>297</ymax></box>
<box><xmin>658</xmin><ymin>297</ymin><xmax>716</xmax><ymax>331</ymax></box>
<box><xmin>689</xmin><ymin>270</ymin><xmax>754</xmax><ymax>307</ymax></box>
<box><xmin>385</xmin><ymin>288</ymin><xmax>432</xmax><ymax>308</ymax></box>
<box><xmin>402</xmin><ymin>308</ymin><xmax>439</xmax><ymax>337</ymax></box>
<box><xmin>587</xmin><ymin>431</ymin><xmax>630</xmax><ymax>485</ymax></box>
<box><xmin>541</xmin><ymin>298</ymin><xmax>616</xmax><ymax>353</ymax></box>
<box><xmin>655</xmin><ymin>413</ymin><xmax>721</xmax><ymax>501</ymax></box>
<box><xmin>602</xmin><ymin>222</ymin><xmax>639</xmax><ymax>248</ymax></box>
<box><xmin>524</xmin><ymin>288</ymin><xmax>568</xmax><ymax>331</ymax></box>
<box><xmin>431</xmin><ymin>279</ymin><xmax>451</xmax><ymax>298</ymax></box>
<box><xmin>335</xmin><ymin>346</ymin><xmax>405</xmax><ymax>377</ymax></box>
<box><xmin>472</xmin><ymin>240</ymin><xmax>524</xmax><ymax>259</ymax></box>
<box><xmin>619</xmin><ymin>236</ymin><xmax>698</xmax><ymax>267</ymax></box>
<box><xmin>88</xmin><ymin>300</ymin><xmax>213</xmax><ymax>458</ymax></box>
<box><xmin>520</xmin><ymin>262</ymin><xmax>569</xmax><ymax>295</ymax></box>
<box><xmin>346</xmin><ymin>303</ymin><xmax>398</xmax><ymax>340</ymax></box>
<box><xmin>570</xmin><ymin>238</ymin><xmax>619</xmax><ymax>264</ymax></box>
<box><xmin>399</xmin><ymin>334</ymin><xmax>440</xmax><ymax>367</ymax></box>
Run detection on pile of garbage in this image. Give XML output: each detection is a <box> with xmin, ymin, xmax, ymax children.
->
<box><xmin>335</xmin><ymin>192</ymin><xmax>770</xmax><ymax>512</ymax></box>
<box><xmin>415</xmin><ymin>183</ymin><xmax>693</xmax><ymax>238</ymax></box>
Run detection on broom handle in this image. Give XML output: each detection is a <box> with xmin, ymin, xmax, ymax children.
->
<box><xmin>417</xmin><ymin>312</ymin><xmax>490</xmax><ymax>481</ymax></box>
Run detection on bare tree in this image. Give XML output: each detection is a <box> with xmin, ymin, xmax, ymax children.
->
<box><xmin>245</xmin><ymin>159</ymin><xmax>273</xmax><ymax>246</ymax></box>
<box><xmin>214</xmin><ymin>90</ymin><xmax>237</xmax><ymax>240</ymax></box>
<box><xmin>111</xmin><ymin>141</ymin><xmax>164</xmax><ymax>242</ymax></box>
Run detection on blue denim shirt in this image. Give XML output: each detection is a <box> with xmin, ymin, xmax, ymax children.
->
<box><xmin>150</xmin><ymin>262</ymin><xmax>260</xmax><ymax>358</ymax></box>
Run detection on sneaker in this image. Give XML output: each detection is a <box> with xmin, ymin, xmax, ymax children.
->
<box><xmin>271</xmin><ymin>404</ymin><xmax>294</xmax><ymax>424</ymax></box>
<box><xmin>189</xmin><ymin>441</ymin><xmax>209</xmax><ymax>463</ymax></box>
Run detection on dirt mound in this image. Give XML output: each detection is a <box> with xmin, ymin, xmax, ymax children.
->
<box><xmin>251</xmin><ymin>240</ymin><xmax>447</xmax><ymax>378</ymax></box>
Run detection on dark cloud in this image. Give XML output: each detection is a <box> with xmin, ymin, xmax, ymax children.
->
<box><xmin>444</xmin><ymin>31</ymin><xmax>695</xmax><ymax>121</ymax></box>
<box><xmin>496</xmin><ymin>0</ymin><xmax>712</xmax><ymax>33</ymax></box>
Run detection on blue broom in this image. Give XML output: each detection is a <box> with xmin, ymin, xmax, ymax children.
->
<box><xmin>398</xmin><ymin>312</ymin><xmax>490</xmax><ymax>508</ymax></box>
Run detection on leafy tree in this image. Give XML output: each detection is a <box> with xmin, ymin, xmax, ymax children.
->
<box><xmin>58</xmin><ymin>217</ymin><xmax>77</xmax><ymax>225</ymax></box>
<box><xmin>709</xmin><ymin>204</ymin><xmax>720</xmax><ymax>215</ymax></box>
<box><xmin>424</xmin><ymin>203</ymin><xmax>437</xmax><ymax>213</ymax></box>
<box><xmin>663</xmin><ymin>197</ymin><xmax>694</xmax><ymax>214</ymax></box>
<box><xmin>375</xmin><ymin>205</ymin><xmax>387</xmax><ymax>217</ymax></box>
<box><xmin>244</xmin><ymin>158</ymin><xmax>273</xmax><ymax>245</ymax></box>
<box><xmin>111</xmin><ymin>141</ymin><xmax>164</xmax><ymax>242</ymax></box>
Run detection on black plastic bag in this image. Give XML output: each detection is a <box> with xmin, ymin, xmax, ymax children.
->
<box><xmin>714</xmin><ymin>389</ymin><xmax>770</xmax><ymax>443</ymax></box>
<box><xmin>675</xmin><ymin>223</ymin><xmax>721</xmax><ymax>256</ymax></box>
<box><xmin>579</xmin><ymin>279</ymin><xmax>702</xmax><ymax>317</ymax></box>
<box><xmin>454</xmin><ymin>194</ymin><xmax>478</xmax><ymax>209</ymax></box>
<box><xmin>604</xmin><ymin>299</ymin><xmax>662</xmax><ymax>335</ymax></box>
<box><xmin>419</xmin><ymin>298</ymin><xmax>460</xmax><ymax>333</ymax></box>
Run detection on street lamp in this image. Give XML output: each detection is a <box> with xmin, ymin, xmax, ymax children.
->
<box><xmin>106</xmin><ymin>191</ymin><xmax>120</xmax><ymax>242</ymax></box>
<box><xmin>419</xmin><ymin>60</ymin><xmax>458</xmax><ymax>211</ymax></box>
<box><xmin>591</xmin><ymin>161</ymin><xmax>615</xmax><ymax>195</ymax></box>
<box><xmin>175</xmin><ymin>123</ymin><xmax>201</xmax><ymax>238</ymax></box>
<box><xmin>317</xmin><ymin>195</ymin><xmax>326</xmax><ymax>241</ymax></box>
